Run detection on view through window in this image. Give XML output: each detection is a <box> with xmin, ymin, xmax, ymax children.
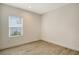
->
<box><xmin>9</xmin><ymin>16</ymin><xmax>23</xmax><ymax>37</ymax></box>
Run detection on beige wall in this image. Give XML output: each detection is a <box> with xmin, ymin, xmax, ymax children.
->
<box><xmin>0</xmin><ymin>7</ymin><xmax>1</xmax><ymax>39</ymax></box>
<box><xmin>42</xmin><ymin>4</ymin><xmax>79</xmax><ymax>51</ymax></box>
<box><xmin>0</xmin><ymin>5</ymin><xmax>1</xmax><ymax>40</ymax></box>
<box><xmin>0</xmin><ymin>4</ymin><xmax>41</xmax><ymax>49</ymax></box>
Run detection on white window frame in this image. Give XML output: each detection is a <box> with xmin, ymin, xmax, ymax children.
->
<box><xmin>9</xmin><ymin>16</ymin><xmax>23</xmax><ymax>38</ymax></box>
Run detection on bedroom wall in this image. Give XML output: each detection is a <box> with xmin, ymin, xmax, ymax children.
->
<box><xmin>42</xmin><ymin>4</ymin><xmax>79</xmax><ymax>51</ymax></box>
<box><xmin>0</xmin><ymin>4</ymin><xmax>2</xmax><ymax>48</ymax></box>
<box><xmin>0</xmin><ymin>4</ymin><xmax>41</xmax><ymax>50</ymax></box>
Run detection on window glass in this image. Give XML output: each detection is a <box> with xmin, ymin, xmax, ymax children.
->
<box><xmin>9</xmin><ymin>16</ymin><xmax>23</xmax><ymax>37</ymax></box>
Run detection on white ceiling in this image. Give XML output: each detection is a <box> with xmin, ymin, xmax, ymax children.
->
<box><xmin>4</xmin><ymin>3</ymin><xmax>69</xmax><ymax>14</ymax></box>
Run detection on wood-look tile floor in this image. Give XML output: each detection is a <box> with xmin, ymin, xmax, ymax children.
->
<box><xmin>0</xmin><ymin>40</ymin><xmax>79</xmax><ymax>55</ymax></box>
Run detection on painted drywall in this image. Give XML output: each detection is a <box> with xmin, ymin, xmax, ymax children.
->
<box><xmin>0</xmin><ymin>5</ymin><xmax>1</xmax><ymax>40</ymax></box>
<box><xmin>0</xmin><ymin>4</ymin><xmax>41</xmax><ymax>49</ymax></box>
<box><xmin>0</xmin><ymin>7</ymin><xmax>1</xmax><ymax>39</ymax></box>
<box><xmin>42</xmin><ymin>4</ymin><xmax>79</xmax><ymax>51</ymax></box>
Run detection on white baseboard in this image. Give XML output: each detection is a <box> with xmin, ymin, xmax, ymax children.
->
<box><xmin>0</xmin><ymin>39</ymin><xmax>40</xmax><ymax>50</ymax></box>
<box><xmin>41</xmin><ymin>37</ymin><xmax>79</xmax><ymax>51</ymax></box>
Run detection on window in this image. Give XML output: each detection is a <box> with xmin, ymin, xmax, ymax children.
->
<box><xmin>9</xmin><ymin>16</ymin><xmax>23</xmax><ymax>37</ymax></box>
